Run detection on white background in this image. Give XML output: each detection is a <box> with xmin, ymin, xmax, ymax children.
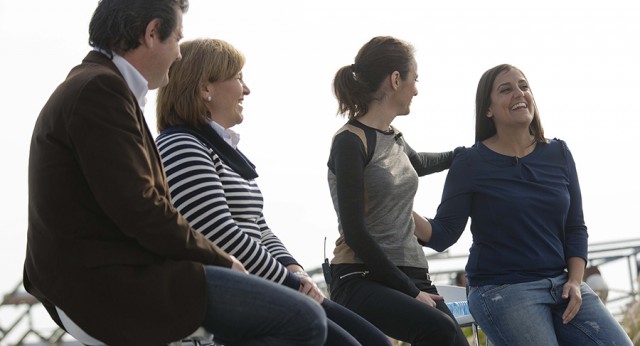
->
<box><xmin>1</xmin><ymin>0</ymin><xmax>639</xmax><ymax>304</ymax></box>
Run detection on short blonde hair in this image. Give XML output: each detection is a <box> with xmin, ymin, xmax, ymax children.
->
<box><xmin>157</xmin><ymin>38</ymin><xmax>245</xmax><ymax>131</ymax></box>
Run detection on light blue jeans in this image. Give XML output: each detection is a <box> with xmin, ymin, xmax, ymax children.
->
<box><xmin>201</xmin><ymin>266</ymin><xmax>327</xmax><ymax>346</ymax></box>
<box><xmin>468</xmin><ymin>273</ymin><xmax>632</xmax><ymax>345</ymax></box>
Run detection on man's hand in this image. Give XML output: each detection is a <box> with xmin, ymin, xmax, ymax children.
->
<box><xmin>229</xmin><ymin>255</ymin><xmax>248</xmax><ymax>274</ymax></box>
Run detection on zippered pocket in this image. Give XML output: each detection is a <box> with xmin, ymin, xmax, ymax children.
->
<box><xmin>339</xmin><ymin>270</ymin><xmax>369</xmax><ymax>279</ymax></box>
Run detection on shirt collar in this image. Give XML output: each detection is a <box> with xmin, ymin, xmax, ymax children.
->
<box><xmin>96</xmin><ymin>49</ymin><xmax>149</xmax><ymax>109</ymax></box>
<box><xmin>207</xmin><ymin>120</ymin><xmax>241</xmax><ymax>149</ymax></box>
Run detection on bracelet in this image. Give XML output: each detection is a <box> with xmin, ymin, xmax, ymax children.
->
<box><xmin>294</xmin><ymin>271</ymin><xmax>310</xmax><ymax>278</ymax></box>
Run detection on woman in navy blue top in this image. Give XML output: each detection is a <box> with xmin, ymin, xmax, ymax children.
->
<box><xmin>417</xmin><ymin>64</ymin><xmax>632</xmax><ymax>345</ymax></box>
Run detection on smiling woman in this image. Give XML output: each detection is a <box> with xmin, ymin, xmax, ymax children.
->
<box><xmin>476</xmin><ymin>66</ymin><xmax>543</xmax><ymax>157</ymax></box>
<box><xmin>421</xmin><ymin>64</ymin><xmax>634</xmax><ymax>345</ymax></box>
<box><xmin>157</xmin><ymin>39</ymin><xmax>248</xmax><ymax>131</ymax></box>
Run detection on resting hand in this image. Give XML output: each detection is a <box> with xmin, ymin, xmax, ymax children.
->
<box><xmin>415</xmin><ymin>291</ymin><xmax>443</xmax><ymax>307</ymax></box>
<box><xmin>561</xmin><ymin>279</ymin><xmax>582</xmax><ymax>324</ymax></box>
<box><xmin>229</xmin><ymin>256</ymin><xmax>248</xmax><ymax>274</ymax></box>
<box><xmin>298</xmin><ymin>274</ymin><xmax>325</xmax><ymax>304</ymax></box>
<box><xmin>412</xmin><ymin>211</ymin><xmax>432</xmax><ymax>243</ymax></box>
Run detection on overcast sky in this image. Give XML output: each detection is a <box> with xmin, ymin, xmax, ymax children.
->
<box><xmin>1</xmin><ymin>0</ymin><xmax>639</xmax><ymax>299</ymax></box>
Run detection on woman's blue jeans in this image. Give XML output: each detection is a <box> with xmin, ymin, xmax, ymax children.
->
<box><xmin>468</xmin><ymin>273</ymin><xmax>632</xmax><ymax>345</ymax></box>
<box><xmin>201</xmin><ymin>266</ymin><xmax>327</xmax><ymax>346</ymax></box>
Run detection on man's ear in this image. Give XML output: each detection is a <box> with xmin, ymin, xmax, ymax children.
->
<box><xmin>142</xmin><ymin>18</ymin><xmax>162</xmax><ymax>48</ymax></box>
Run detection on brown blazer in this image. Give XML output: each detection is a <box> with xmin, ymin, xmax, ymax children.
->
<box><xmin>24</xmin><ymin>51</ymin><xmax>233</xmax><ymax>345</ymax></box>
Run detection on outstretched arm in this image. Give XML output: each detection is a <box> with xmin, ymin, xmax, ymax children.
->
<box><xmin>422</xmin><ymin>149</ymin><xmax>472</xmax><ymax>251</ymax></box>
<box><xmin>413</xmin><ymin>211</ymin><xmax>432</xmax><ymax>243</ymax></box>
<box><xmin>402</xmin><ymin>139</ymin><xmax>456</xmax><ymax>176</ymax></box>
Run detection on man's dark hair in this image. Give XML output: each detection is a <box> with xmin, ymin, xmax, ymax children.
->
<box><xmin>89</xmin><ymin>0</ymin><xmax>188</xmax><ymax>56</ymax></box>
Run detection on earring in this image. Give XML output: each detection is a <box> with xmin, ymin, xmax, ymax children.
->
<box><xmin>207</xmin><ymin>96</ymin><xmax>212</xmax><ymax>102</ymax></box>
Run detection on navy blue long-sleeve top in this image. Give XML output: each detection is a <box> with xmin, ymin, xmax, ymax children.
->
<box><xmin>426</xmin><ymin>139</ymin><xmax>588</xmax><ymax>286</ymax></box>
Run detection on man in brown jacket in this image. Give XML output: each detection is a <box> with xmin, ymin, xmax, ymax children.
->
<box><xmin>23</xmin><ymin>0</ymin><xmax>326</xmax><ymax>344</ymax></box>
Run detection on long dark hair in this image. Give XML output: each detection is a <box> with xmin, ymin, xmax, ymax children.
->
<box><xmin>475</xmin><ymin>64</ymin><xmax>545</xmax><ymax>143</ymax></box>
<box><xmin>89</xmin><ymin>0</ymin><xmax>189</xmax><ymax>56</ymax></box>
<box><xmin>333</xmin><ymin>36</ymin><xmax>414</xmax><ymax>119</ymax></box>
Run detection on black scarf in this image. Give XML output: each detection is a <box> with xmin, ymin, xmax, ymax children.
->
<box><xmin>161</xmin><ymin>125</ymin><xmax>258</xmax><ymax>180</ymax></box>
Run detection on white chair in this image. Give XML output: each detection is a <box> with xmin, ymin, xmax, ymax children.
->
<box><xmin>437</xmin><ymin>284</ymin><xmax>486</xmax><ymax>346</ymax></box>
<box><xmin>56</xmin><ymin>306</ymin><xmax>106</xmax><ymax>345</ymax></box>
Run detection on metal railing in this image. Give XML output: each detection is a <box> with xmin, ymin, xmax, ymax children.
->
<box><xmin>0</xmin><ymin>282</ymin><xmax>66</xmax><ymax>345</ymax></box>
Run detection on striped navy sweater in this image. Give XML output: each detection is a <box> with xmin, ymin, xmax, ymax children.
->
<box><xmin>156</xmin><ymin>128</ymin><xmax>301</xmax><ymax>289</ymax></box>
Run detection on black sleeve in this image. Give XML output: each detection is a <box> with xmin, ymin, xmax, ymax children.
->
<box><xmin>330</xmin><ymin>131</ymin><xmax>420</xmax><ymax>297</ymax></box>
<box><xmin>402</xmin><ymin>138</ymin><xmax>456</xmax><ymax>176</ymax></box>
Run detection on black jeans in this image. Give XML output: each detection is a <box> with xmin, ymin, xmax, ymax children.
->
<box><xmin>323</xmin><ymin>299</ymin><xmax>391</xmax><ymax>346</ymax></box>
<box><xmin>330</xmin><ymin>264</ymin><xmax>469</xmax><ymax>346</ymax></box>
